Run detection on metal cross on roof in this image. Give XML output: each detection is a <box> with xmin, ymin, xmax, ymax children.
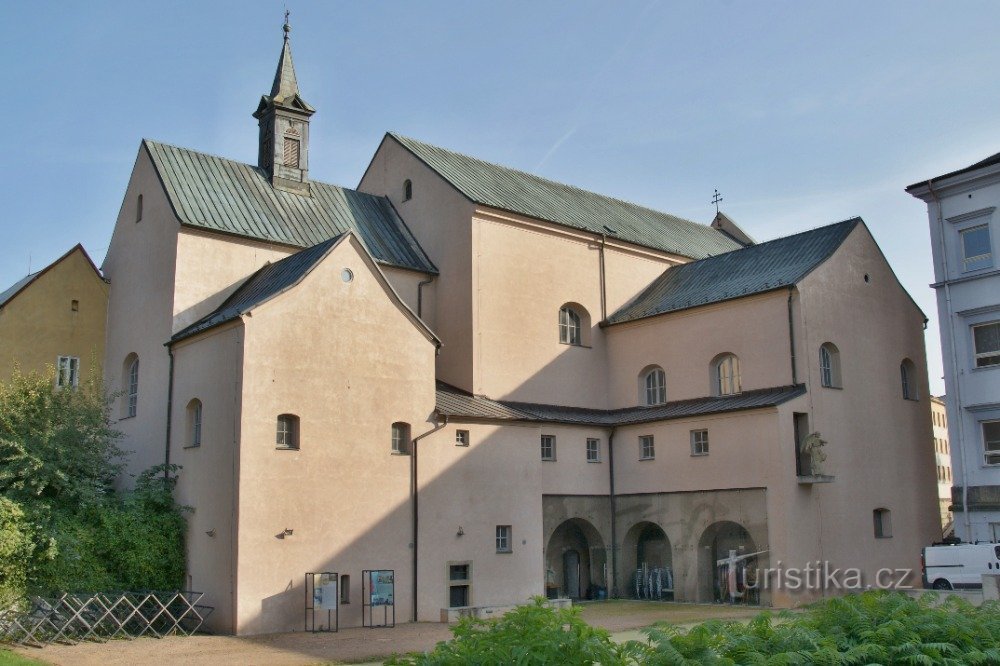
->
<box><xmin>712</xmin><ymin>189</ymin><xmax>724</xmax><ymax>214</ymax></box>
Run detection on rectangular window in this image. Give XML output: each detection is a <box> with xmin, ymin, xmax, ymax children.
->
<box><xmin>56</xmin><ymin>356</ymin><xmax>79</xmax><ymax>389</ymax></box>
<box><xmin>496</xmin><ymin>525</ymin><xmax>512</xmax><ymax>553</ymax></box>
<box><xmin>961</xmin><ymin>224</ymin><xmax>993</xmax><ymax>271</ymax></box>
<box><xmin>984</xmin><ymin>420</ymin><xmax>1000</xmax><ymax>466</ymax></box>
<box><xmin>690</xmin><ymin>429</ymin><xmax>709</xmax><ymax>456</ymax></box>
<box><xmin>541</xmin><ymin>435</ymin><xmax>556</xmax><ymax>461</ymax></box>
<box><xmin>448</xmin><ymin>563</ymin><xmax>471</xmax><ymax>607</ymax></box>
<box><xmin>586</xmin><ymin>438</ymin><xmax>601</xmax><ymax>463</ymax></box>
<box><xmin>71</xmin><ymin>299</ymin><xmax>79</xmax><ymax>312</ymax></box>
<box><xmin>392</xmin><ymin>422</ymin><xmax>410</xmax><ymax>455</ymax></box>
<box><xmin>873</xmin><ymin>509</ymin><xmax>892</xmax><ymax>538</ymax></box>
<box><xmin>456</xmin><ymin>430</ymin><xmax>470</xmax><ymax>447</ymax></box>
<box><xmin>340</xmin><ymin>575</ymin><xmax>350</xmax><ymax>604</ymax></box>
<box><xmin>283</xmin><ymin>137</ymin><xmax>300</xmax><ymax>167</ymax></box>
<box><xmin>973</xmin><ymin>322</ymin><xmax>1000</xmax><ymax>368</ymax></box>
<box><xmin>794</xmin><ymin>412</ymin><xmax>810</xmax><ymax>476</ymax></box>
<box><xmin>639</xmin><ymin>435</ymin><xmax>655</xmax><ymax>460</ymax></box>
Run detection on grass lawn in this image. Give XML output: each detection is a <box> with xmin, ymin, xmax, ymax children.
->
<box><xmin>0</xmin><ymin>649</ymin><xmax>47</xmax><ymax>666</ymax></box>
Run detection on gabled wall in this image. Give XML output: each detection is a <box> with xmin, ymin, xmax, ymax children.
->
<box><xmin>233</xmin><ymin>236</ymin><xmax>437</xmax><ymax>634</ymax></box>
<box><xmin>0</xmin><ymin>247</ymin><xmax>108</xmax><ymax>384</ymax></box>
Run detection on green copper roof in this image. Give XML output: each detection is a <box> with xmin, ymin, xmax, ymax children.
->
<box><xmin>606</xmin><ymin>218</ymin><xmax>861</xmax><ymax>325</ymax></box>
<box><xmin>387</xmin><ymin>133</ymin><xmax>743</xmax><ymax>260</ymax></box>
<box><xmin>144</xmin><ymin>140</ymin><xmax>436</xmax><ymax>274</ymax></box>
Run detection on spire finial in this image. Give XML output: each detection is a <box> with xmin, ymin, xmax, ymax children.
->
<box><xmin>283</xmin><ymin>9</ymin><xmax>291</xmax><ymax>39</ymax></box>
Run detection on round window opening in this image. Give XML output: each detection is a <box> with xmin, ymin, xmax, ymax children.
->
<box><xmin>341</xmin><ymin>268</ymin><xmax>354</xmax><ymax>283</ymax></box>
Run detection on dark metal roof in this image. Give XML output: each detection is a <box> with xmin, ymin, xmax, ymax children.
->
<box><xmin>606</xmin><ymin>218</ymin><xmax>861</xmax><ymax>326</ymax></box>
<box><xmin>388</xmin><ymin>133</ymin><xmax>742</xmax><ymax>260</ymax></box>
<box><xmin>436</xmin><ymin>382</ymin><xmax>805</xmax><ymax>427</ymax></box>
<box><xmin>0</xmin><ymin>244</ymin><xmax>103</xmax><ymax>311</ymax></box>
<box><xmin>906</xmin><ymin>151</ymin><xmax>1000</xmax><ymax>191</ymax></box>
<box><xmin>0</xmin><ymin>272</ymin><xmax>38</xmax><ymax>309</ymax></box>
<box><xmin>172</xmin><ymin>234</ymin><xmax>344</xmax><ymax>342</ymax></box>
<box><xmin>144</xmin><ymin>140</ymin><xmax>436</xmax><ymax>274</ymax></box>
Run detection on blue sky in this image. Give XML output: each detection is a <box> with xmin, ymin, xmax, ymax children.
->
<box><xmin>3</xmin><ymin>1</ymin><xmax>1000</xmax><ymax>394</ymax></box>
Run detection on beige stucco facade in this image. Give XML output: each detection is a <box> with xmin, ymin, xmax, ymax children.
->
<box><xmin>0</xmin><ymin>245</ymin><xmax>107</xmax><ymax>386</ymax></box>
<box><xmin>100</xmin><ymin>108</ymin><xmax>941</xmax><ymax>633</ymax></box>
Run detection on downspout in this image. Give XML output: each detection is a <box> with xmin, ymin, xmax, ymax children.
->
<box><xmin>786</xmin><ymin>287</ymin><xmax>798</xmax><ymax>384</ymax></box>
<box><xmin>607</xmin><ymin>426</ymin><xmax>618</xmax><ymax>596</ymax></box>
<box><xmin>417</xmin><ymin>276</ymin><xmax>434</xmax><ymax>319</ymax></box>
<box><xmin>598</xmin><ymin>234</ymin><xmax>608</xmax><ymax>321</ymax></box>
<box><xmin>164</xmin><ymin>346</ymin><xmax>175</xmax><ymax>480</ymax></box>
<box><xmin>411</xmin><ymin>414</ymin><xmax>449</xmax><ymax>622</ymax></box>
<box><xmin>926</xmin><ymin>180</ymin><xmax>972</xmax><ymax>540</ymax></box>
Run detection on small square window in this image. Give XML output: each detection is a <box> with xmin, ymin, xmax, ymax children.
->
<box><xmin>541</xmin><ymin>435</ymin><xmax>556</xmax><ymax>461</ymax></box>
<box><xmin>586</xmin><ymin>438</ymin><xmax>601</xmax><ymax>463</ymax></box>
<box><xmin>456</xmin><ymin>430</ymin><xmax>470</xmax><ymax>447</ymax></box>
<box><xmin>691</xmin><ymin>429</ymin><xmax>709</xmax><ymax>456</ymax></box>
<box><xmin>496</xmin><ymin>525</ymin><xmax>512</xmax><ymax>553</ymax></box>
<box><xmin>71</xmin><ymin>299</ymin><xmax>79</xmax><ymax>312</ymax></box>
<box><xmin>873</xmin><ymin>508</ymin><xmax>892</xmax><ymax>538</ymax></box>
<box><xmin>276</xmin><ymin>414</ymin><xmax>300</xmax><ymax>450</ymax></box>
<box><xmin>639</xmin><ymin>435</ymin><xmax>655</xmax><ymax>460</ymax></box>
<box><xmin>449</xmin><ymin>564</ymin><xmax>470</xmax><ymax>581</ymax></box>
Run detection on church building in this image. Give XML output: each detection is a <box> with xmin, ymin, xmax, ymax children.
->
<box><xmin>102</xmin><ymin>22</ymin><xmax>941</xmax><ymax>634</ymax></box>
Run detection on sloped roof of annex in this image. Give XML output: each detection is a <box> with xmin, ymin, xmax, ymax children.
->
<box><xmin>170</xmin><ymin>231</ymin><xmax>440</xmax><ymax>346</ymax></box>
<box><xmin>141</xmin><ymin>140</ymin><xmax>437</xmax><ymax>275</ymax></box>
<box><xmin>435</xmin><ymin>380</ymin><xmax>805</xmax><ymax>428</ymax></box>
<box><xmin>365</xmin><ymin>133</ymin><xmax>744</xmax><ymax>261</ymax></box>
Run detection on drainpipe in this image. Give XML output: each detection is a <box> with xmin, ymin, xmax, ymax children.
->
<box><xmin>411</xmin><ymin>414</ymin><xmax>449</xmax><ymax>622</ymax></box>
<box><xmin>607</xmin><ymin>426</ymin><xmax>618</xmax><ymax>597</ymax></box>
<box><xmin>786</xmin><ymin>287</ymin><xmax>798</xmax><ymax>384</ymax></box>
<box><xmin>164</xmin><ymin>346</ymin><xmax>175</xmax><ymax>481</ymax></box>
<box><xmin>598</xmin><ymin>234</ymin><xmax>608</xmax><ymax>321</ymax></box>
<box><xmin>926</xmin><ymin>180</ymin><xmax>972</xmax><ymax>540</ymax></box>
<box><xmin>417</xmin><ymin>276</ymin><xmax>434</xmax><ymax>319</ymax></box>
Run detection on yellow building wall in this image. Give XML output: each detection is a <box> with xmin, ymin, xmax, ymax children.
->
<box><xmin>0</xmin><ymin>247</ymin><xmax>108</xmax><ymax>385</ymax></box>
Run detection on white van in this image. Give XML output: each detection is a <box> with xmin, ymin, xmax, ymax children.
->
<box><xmin>922</xmin><ymin>543</ymin><xmax>1000</xmax><ymax>590</ymax></box>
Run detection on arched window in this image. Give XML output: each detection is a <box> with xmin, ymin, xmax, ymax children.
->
<box><xmin>711</xmin><ymin>353</ymin><xmax>741</xmax><ymax>396</ymax></box>
<box><xmin>819</xmin><ymin>342</ymin><xmax>841</xmax><ymax>388</ymax></box>
<box><xmin>392</xmin><ymin>422</ymin><xmax>411</xmax><ymax>455</ymax></box>
<box><xmin>639</xmin><ymin>366</ymin><xmax>666</xmax><ymax>406</ymax></box>
<box><xmin>276</xmin><ymin>414</ymin><xmax>300</xmax><ymax>450</ymax></box>
<box><xmin>122</xmin><ymin>354</ymin><xmax>139</xmax><ymax>418</ymax></box>
<box><xmin>186</xmin><ymin>399</ymin><xmax>202</xmax><ymax>448</ymax></box>
<box><xmin>135</xmin><ymin>194</ymin><xmax>143</xmax><ymax>223</ymax></box>
<box><xmin>558</xmin><ymin>303</ymin><xmax>590</xmax><ymax>346</ymax></box>
<box><xmin>873</xmin><ymin>508</ymin><xmax>892</xmax><ymax>538</ymax></box>
<box><xmin>900</xmin><ymin>359</ymin><xmax>918</xmax><ymax>401</ymax></box>
<box><xmin>403</xmin><ymin>179</ymin><xmax>413</xmax><ymax>201</ymax></box>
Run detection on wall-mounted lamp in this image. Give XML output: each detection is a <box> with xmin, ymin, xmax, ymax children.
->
<box><xmin>205</xmin><ymin>528</ymin><xmax>216</xmax><ymax>538</ymax></box>
<box><xmin>456</xmin><ymin>526</ymin><xmax>464</xmax><ymax>537</ymax></box>
<box><xmin>276</xmin><ymin>528</ymin><xmax>294</xmax><ymax>539</ymax></box>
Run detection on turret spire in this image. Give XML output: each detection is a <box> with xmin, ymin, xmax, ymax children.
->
<box><xmin>253</xmin><ymin>13</ymin><xmax>316</xmax><ymax>196</ymax></box>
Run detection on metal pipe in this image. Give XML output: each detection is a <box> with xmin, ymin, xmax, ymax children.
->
<box><xmin>599</xmin><ymin>234</ymin><xmax>608</xmax><ymax>321</ymax></box>
<box><xmin>164</xmin><ymin>346</ymin><xmax>175</xmax><ymax>480</ymax></box>
<box><xmin>417</xmin><ymin>276</ymin><xmax>434</xmax><ymax>319</ymax></box>
<box><xmin>926</xmin><ymin>180</ymin><xmax>972</xmax><ymax>539</ymax></box>
<box><xmin>410</xmin><ymin>414</ymin><xmax>449</xmax><ymax>622</ymax></box>
<box><xmin>786</xmin><ymin>287</ymin><xmax>798</xmax><ymax>384</ymax></box>
<box><xmin>607</xmin><ymin>426</ymin><xmax>618</xmax><ymax>596</ymax></box>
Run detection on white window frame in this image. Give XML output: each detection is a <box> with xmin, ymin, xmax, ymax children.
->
<box><xmin>972</xmin><ymin>321</ymin><xmax>1000</xmax><ymax>369</ymax></box>
<box><xmin>559</xmin><ymin>306</ymin><xmax>582</xmax><ymax>346</ymax></box>
<box><xmin>900</xmin><ymin>360</ymin><xmax>918</xmax><ymax>401</ymax></box>
<box><xmin>639</xmin><ymin>435</ymin><xmax>655</xmax><ymax>460</ymax></box>
<box><xmin>644</xmin><ymin>368</ymin><xmax>666</xmax><ymax>405</ymax></box>
<box><xmin>56</xmin><ymin>355</ymin><xmax>79</xmax><ymax>389</ymax></box>
<box><xmin>715</xmin><ymin>354</ymin><xmax>741</xmax><ymax>396</ymax></box>
<box><xmin>586</xmin><ymin>437</ymin><xmax>601</xmax><ymax>463</ymax></box>
<box><xmin>819</xmin><ymin>343</ymin><xmax>841</xmax><ymax>388</ymax></box>
<box><xmin>456</xmin><ymin>429</ymin><xmax>470</xmax><ymax>447</ymax></box>
<box><xmin>690</xmin><ymin>429</ymin><xmax>709</xmax><ymax>456</ymax></box>
<box><xmin>983</xmin><ymin>420</ymin><xmax>1000</xmax><ymax>467</ymax></box>
<box><xmin>960</xmin><ymin>223</ymin><xmax>993</xmax><ymax>272</ymax></box>
<box><xmin>496</xmin><ymin>525</ymin><xmax>512</xmax><ymax>553</ymax></box>
<box><xmin>276</xmin><ymin>414</ymin><xmax>299</xmax><ymax>450</ymax></box>
<box><xmin>391</xmin><ymin>422</ymin><xmax>410</xmax><ymax>455</ymax></box>
<box><xmin>188</xmin><ymin>400</ymin><xmax>203</xmax><ymax>448</ymax></box>
<box><xmin>540</xmin><ymin>434</ymin><xmax>556</xmax><ymax>461</ymax></box>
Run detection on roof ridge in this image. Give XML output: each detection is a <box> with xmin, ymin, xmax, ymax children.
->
<box><xmin>389</xmin><ymin>132</ymin><xmax>715</xmax><ymax>234</ymax></box>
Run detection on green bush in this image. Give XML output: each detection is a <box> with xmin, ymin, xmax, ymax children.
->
<box><xmin>0</xmin><ymin>369</ymin><xmax>186</xmax><ymax>599</ymax></box>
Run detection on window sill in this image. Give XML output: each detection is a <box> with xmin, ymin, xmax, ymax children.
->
<box><xmin>587</xmin><ymin>460</ymin><xmax>601</xmax><ymax>464</ymax></box>
<box><xmin>821</xmin><ymin>385</ymin><xmax>843</xmax><ymax>390</ymax></box>
<box><xmin>639</xmin><ymin>457</ymin><xmax>654</xmax><ymax>462</ymax></box>
<box><xmin>183</xmin><ymin>445</ymin><xmax>201</xmax><ymax>450</ymax></box>
<box><xmin>904</xmin><ymin>397</ymin><xmax>920</xmax><ymax>402</ymax></box>
<box><xmin>391</xmin><ymin>451</ymin><xmax>411</xmax><ymax>456</ymax></box>
<box><xmin>875</xmin><ymin>535</ymin><xmax>893</xmax><ymax>540</ymax></box>
<box><xmin>496</xmin><ymin>550</ymin><xmax>512</xmax><ymax>555</ymax></box>
<box><xmin>558</xmin><ymin>342</ymin><xmax>592</xmax><ymax>349</ymax></box>
<box><xmin>276</xmin><ymin>446</ymin><xmax>300</xmax><ymax>451</ymax></box>
<box><xmin>691</xmin><ymin>452</ymin><xmax>709</xmax><ymax>457</ymax></box>
<box><xmin>972</xmin><ymin>364</ymin><xmax>1000</xmax><ymax>372</ymax></box>
<box><xmin>541</xmin><ymin>458</ymin><xmax>556</xmax><ymax>462</ymax></box>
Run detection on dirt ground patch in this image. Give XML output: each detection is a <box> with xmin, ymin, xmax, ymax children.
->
<box><xmin>14</xmin><ymin>601</ymin><xmax>766</xmax><ymax>665</ymax></box>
